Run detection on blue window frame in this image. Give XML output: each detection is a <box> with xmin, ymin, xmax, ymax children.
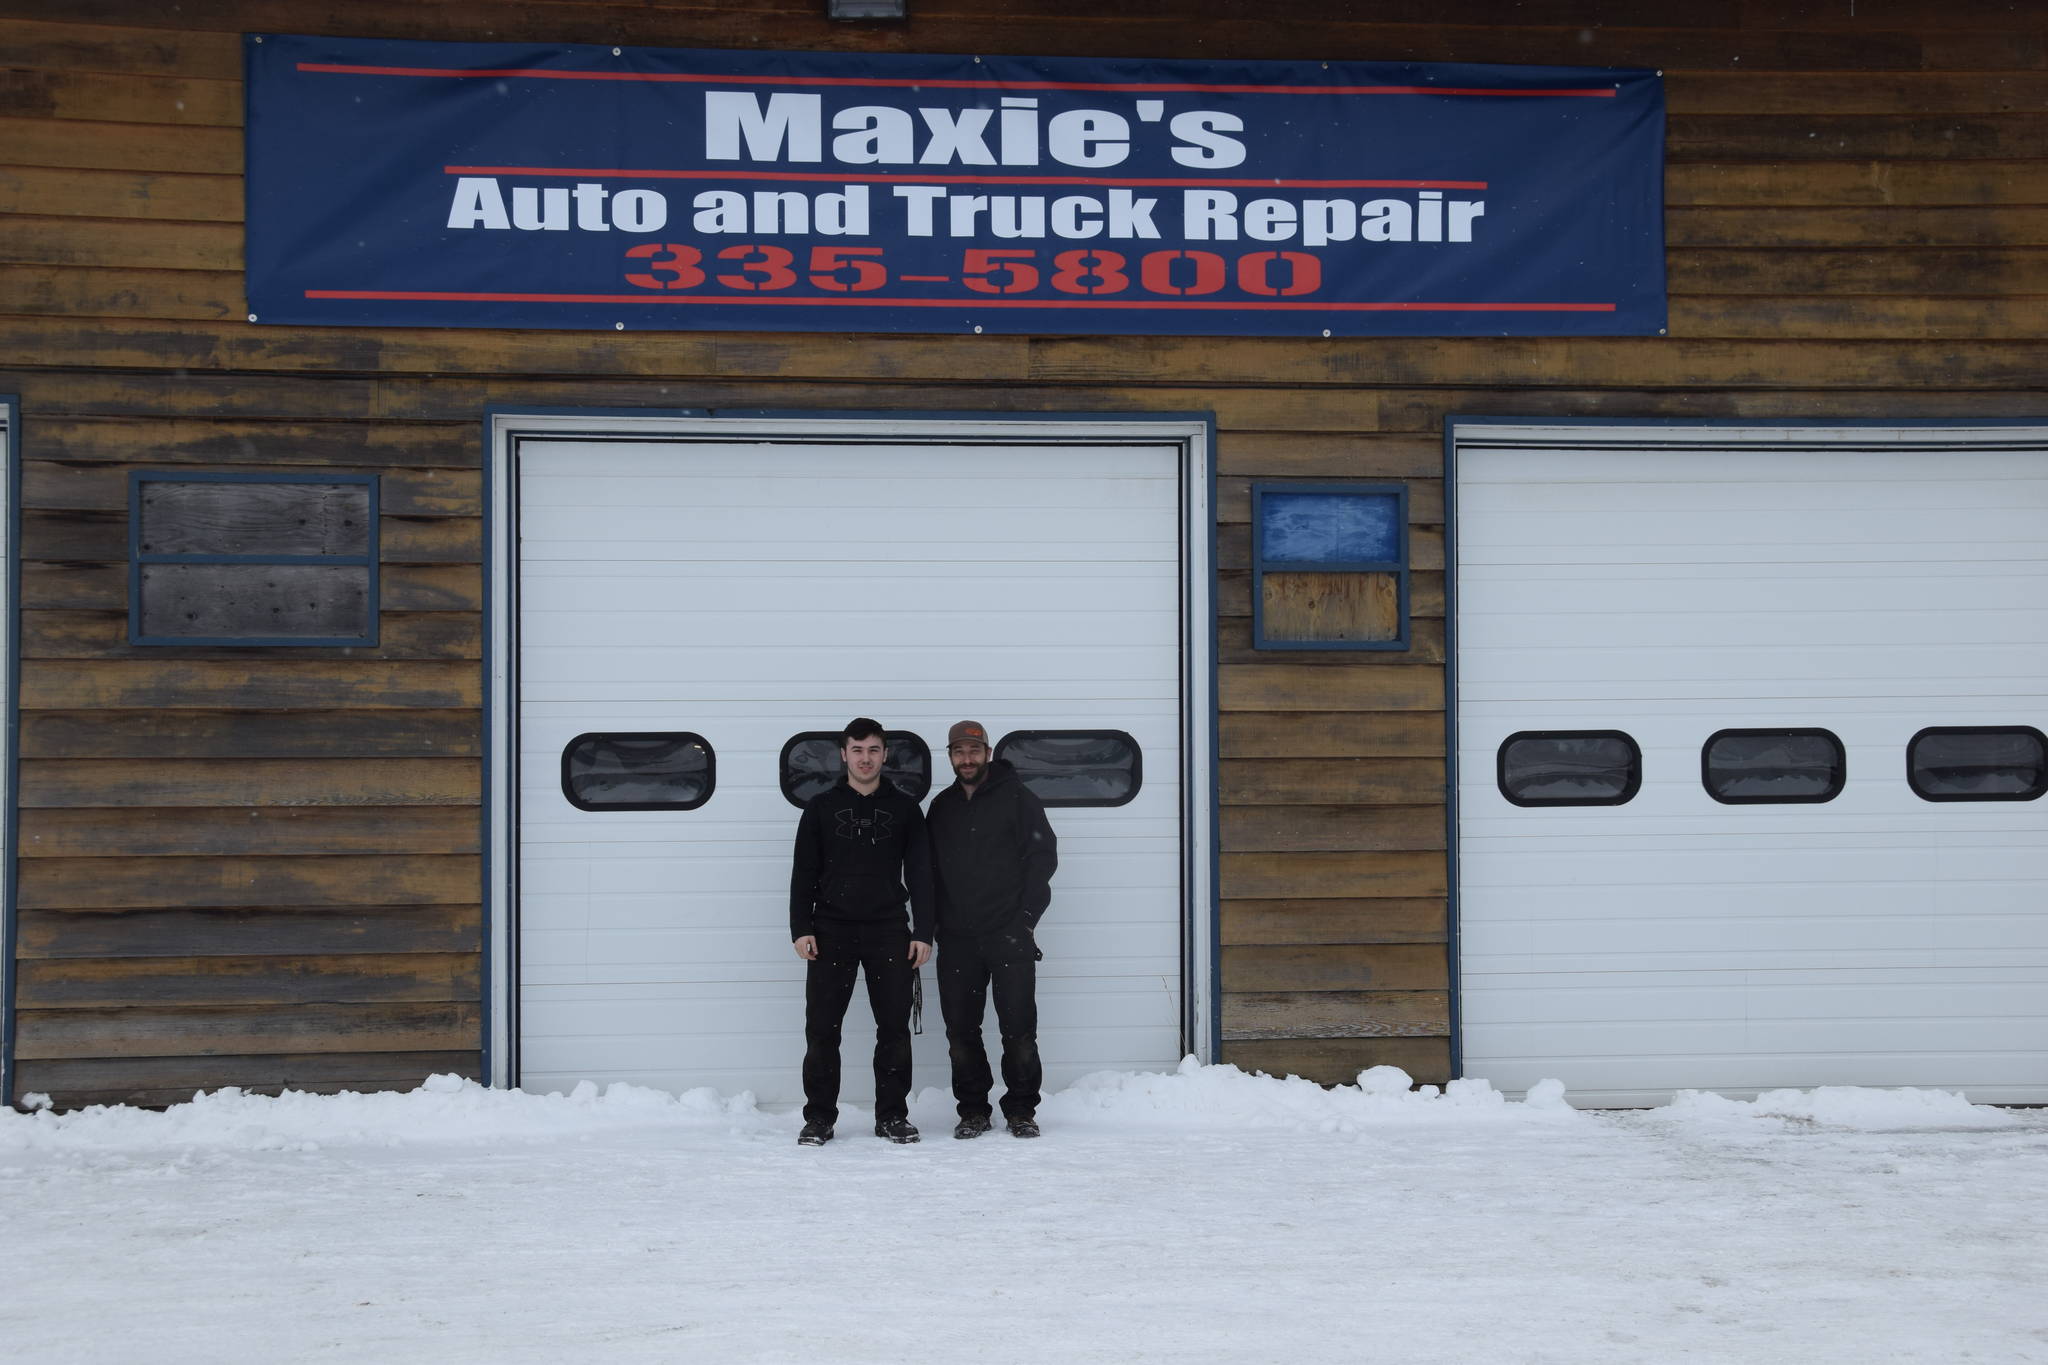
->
<box><xmin>129</xmin><ymin>471</ymin><xmax>379</xmax><ymax>646</ymax></box>
<box><xmin>1251</xmin><ymin>482</ymin><xmax>1409</xmax><ymax>651</ymax></box>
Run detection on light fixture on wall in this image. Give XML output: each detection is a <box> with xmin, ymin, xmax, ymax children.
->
<box><xmin>826</xmin><ymin>0</ymin><xmax>906</xmax><ymax>18</ymax></box>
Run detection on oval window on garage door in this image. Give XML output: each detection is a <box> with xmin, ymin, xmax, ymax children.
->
<box><xmin>561</xmin><ymin>732</ymin><xmax>715</xmax><ymax>812</ymax></box>
<box><xmin>995</xmin><ymin>730</ymin><xmax>1142</xmax><ymax>807</ymax></box>
<box><xmin>1498</xmin><ymin>731</ymin><xmax>1641</xmax><ymax>807</ymax></box>
<box><xmin>1702</xmin><ymin>728</ymin><xmax>1846</xmax><ymax>805</ymax></box>
<box><xmin>780</xmin><ymin>731</ymin><xmax>932</xmax><ymax>807</ymax></box>
<box><xmin>1907</xmin><ymin>726</ymin><xmax>2047</xmax><ymax>802</ymax></box>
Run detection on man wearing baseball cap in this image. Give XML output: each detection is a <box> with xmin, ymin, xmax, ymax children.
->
<box><xmin>927</xmin><ymin>720</ymin><xmax>1059</xmax><ymax>1139</ymax></box>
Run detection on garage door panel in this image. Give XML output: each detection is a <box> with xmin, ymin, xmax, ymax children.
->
<box><xmin>1456</xmin><ymin>430</ymin><xmax>2048</xmax><ymax>1102</ymax></box>
<box><xmin>518</xmin><ymin>435</ymin><xmax>1192</xmax><ymax>1103</ymax></box>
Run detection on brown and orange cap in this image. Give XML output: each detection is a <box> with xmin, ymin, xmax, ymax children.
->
<box><xmin>946</xmin><ymin>720</ymin><xmax>990</xmax><ymax>750</ymax></box>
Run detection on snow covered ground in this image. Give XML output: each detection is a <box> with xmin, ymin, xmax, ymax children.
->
<box><xmin>3</xmin><ymin>1062</ymin><xmax>2045</xmax><ymax>1365</ymax></box>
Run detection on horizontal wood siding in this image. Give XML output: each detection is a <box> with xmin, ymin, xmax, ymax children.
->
<box><xmin>4</xmin><ymin>0</ymin><xmax>2043</xmax><ymax>1101</ymax></box>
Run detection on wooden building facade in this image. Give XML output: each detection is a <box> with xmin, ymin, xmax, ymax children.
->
<box><xmin>3</xmin><ymin>0</ymin><xmax>2045</xmax><ymax>1108</ymax></box>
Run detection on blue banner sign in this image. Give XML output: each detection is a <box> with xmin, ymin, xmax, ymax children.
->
<box><xmin>245</xmin><ymin>35</ymin><xmax>1665</xmax><ymax>337</ymax></box>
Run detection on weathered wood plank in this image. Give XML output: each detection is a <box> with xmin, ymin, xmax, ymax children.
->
<box><xmin>1671</xmin><ymin>295</ymin><xmax>2048</xmax><ymax>340</ymax></box>
<box><xmin>1215</xmin><ymin>433</ymin><xmax>1441</xmax><ymax>480</ymax></box>
<box><xmin>0</xmin><ymin>67</ymin><xmax>239</xmax><ymax>125</ymax></box>
<box><xmin>1221</xmin><ymin>758</ymin><xmax>1445</xmax><ymax>807</ymax></box>
<box><xmin>1374</xmin><ymin>385</ymin><xmax>2048</xmax><ymax>433</ymax></box>
<box><xmin>1219</xmin><ymin>664</ymin><xmax>1443</xmax><ymax>713</ymax></box>
<box><xmin>1667</xmin><ymin>161</ymin><xmax>2048</xmax><ymax>207</ymax></box>
<box><xmin>1219</xmin><ymin>617</ymin><xmax>1446</xmax><ymax>666</ymax></box>
<box><xmin>23</xmin><ymin>462</ymin><xmax>480</xmax><ymax>515</ymax></box>
<box><xmin>21</xmin><ymin>562</ymin><xmax>480</xmax><ymax>612</ymax></box>
<box><xmin>1222</xmin><ymin>1037</ymin><xmax>1450</xmax><ymax>1087</ymax></box>
<box><xmin>19</xmin><ymin>710</ymin><xmax>480</xmax><ymax>760</ymax></box>
<box><xmin>16</xmin><ymin>510</ymin><xmax>480</xmax><ymax>563</ymax></box>
<box><xmin>1220</xmin><ymin>570</ymin><xmax>1444</xmax><ymax>620</ymax></box>
<box><xmin>0</xmin><ymin>218</ymin><xmax>240</xmax><ymax>271</ymax></box>
<box><xmin>17</xmin><ymin>906</ymin><xmax>481</xmax><ymax>960</ymax></box>
<box><xmin>1223</xmin><ymin>990</ymin><xmax>1450</xmax><ymax>1041</ymax></box>
<box><xmin>1221</xmin><ymin>897</ymin><xmax>1446</xmax><ymax>946</ymax></box>
<box><xmin>17</xmin><ymin>855</ymin><xmax>481</xmax><ymax>909</ymax></box>
<box><xmin>0</xmin><ymin>264</ymin><xmax>242</xmax><ymax>323</ymax></box>
<box><xmin>1221</xmin><ymin>711</ymin><xmax>1444</xmax><ymax>759</ymax></box>
<box><xmin>19</xmin><ymin>660</ymin><xmax>481</xmax><ymax>709</ymax></box>
<box><xmin>11</xmin><ymin>1050</ymin><xmax>480</xmax><ymax>1110</ymax></box>
<box><xmin>1220</xmin><ymin>851</ymin><xmax>1447</xmax><ymax>900</ymax></box>
<box><xmin>28</xmin><ymin>417</ymin><xmax>477</xmax><ymax>469</ymax></box>
<box><xmin>1</xmin><ymin>370</ymin><xmax>378</xmax><ymax>419</ymax></box>
<box><xmin>11</xmin><ymin>1001</ymin><xmax>483</xmax><ymax>1059</ymax></box>
<box><xmin>1670</xmin><ymin>206</ymin><xmax>2048</xmax><ymax>248</ymax></box>
<box><xmin>16</xmin><ymin>952</ymin><xmax>479</xmax><ymax>1008</ymax></box>
<box><xmin>1222</xmin><ymin>804</ymin><xmax>1445</xmax><ymax>853</ymax></box>
<box><xmin>1669</xmin><ymin>114</ymin><xmax>2048</xmax><ymax>160</ymax></box>
<box><xmin>0</xmin><ymin>17</ymin><xmax>243</xmax><ymax>78</ymax></box>
<box><xmin>0</xmin><ymin>113</ymin><xmax>239</xmax><ymax>174</ymax></box>
<box><xmin>1665</xmin><ymin>72</ymin><xmax>2048</xmax><ymax>116</ymax></box>
<box><xmin>19</xmin><ymin>758</ymin><xmax>480</xmax><ymax>808</ymax></box>
<box><xmin>1223</xmin><ymin>943</ymin><xmax>1448</xmax><ymax>992</ymax></box>
<box><xmin>0</xmin><ymin>166</ymin><xmax>239</xmax><ymax>222</ymax></box>
<box><xmin>21</xmin><ymin>610</ymin><xmax>481</xmax><ymax>661</ymax></box>
<box><xmin>1260</xmin><ymin>569</ymin><xmax>1403</xmax><ymax>647</ymax></box>
<box><xmin>19</xmin><ymin>805</ymin><xmax>480</xmax><ymax>856</ymax></box>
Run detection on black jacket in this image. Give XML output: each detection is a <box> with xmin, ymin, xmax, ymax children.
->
<box><xmin>926</xmin><ymin>760</ymin><xmax>1058</xmax><ymax>939</ymax></box>
<box><xmin>789</xmin><ymin>779</ymin><xmax>935</xmax><ymax>943</ymax></box>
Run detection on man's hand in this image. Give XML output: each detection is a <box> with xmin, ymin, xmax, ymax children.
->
<box><xmin>908</xmin><ymin>940</ymin><xmax>933</xmax><ymax>969</ymax></box>
<box><xmin>793</xmin><ymin>935</ymin><xmax>818</xmax><ymax>961</ymax></box>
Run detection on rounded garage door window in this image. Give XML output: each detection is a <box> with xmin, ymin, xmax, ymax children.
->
<box><xmin>561</xmin><ymin>732</ymin><xmax>715</xmax><ymax>811</ymax></box>
<box><xmin>1497</xmin><ymin>731</ymin><xmax>1641</xmax><ymax>807</ymax></box>
<box><xmin>1907</xmin><ymin>727</ymin><xmax>2047</xmax><ymax>802</ymax></box>
<box><xmin>780</xmin><ymin>731</ymin><xmax>933</xmax><ymax>807</ymax></box>
<box><xmin>996</xmin><ymin>730</ymin><xmax>1142</xmax><ymax>807</ymax></box>
<box><xmin>1702</xmin><ymin>728</ymin><xmax>1845</xmax><ymax>805</ymax></box>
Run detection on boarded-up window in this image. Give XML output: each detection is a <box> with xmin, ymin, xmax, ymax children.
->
<box><xmin>996</xmin><ymin>730</ymin><xmax>1141</xmax><ymax>807</ymax></box>
<box><xmin>1908</xmin><ymin>727</ymin><xmax>2047</xmax><ymax>802</ymax></box>
<box><xmin>1702</xmin><ymin>729</ymin><xmax>1846</xmax><ymax>805</ymax></box>
<box><xmin>1252</xmin><ymin>484</ymin><xmax>1408</xmax><ymax>650</ymax></box>
<box><xmin>779</xmin><ymin>731</ymin><xmax>932</xmax><ymax>807</ymax></box>
<box><xmin>562</xmin><ymin>732</ymin><xmax>715</xmax><ymax>811</ymax></box>
<box><xmin>130</xmin><ymin>473</ymin><xmax>378</xmax><ymax>645</ymax></box>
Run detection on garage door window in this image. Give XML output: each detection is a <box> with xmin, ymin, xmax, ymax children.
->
<box><xmin>561</xmin><ymin>732</ymin><xmax>715</xmax><ymax>811</ymax></box>
<box><xmin>996</xmin><ymin>730</ymin><xmax>1142</xmax><ymax>807</ymax></box>
<box><xmin>780</xmin><ymin>731</ymin><xmax>932</xmax><ymax>806</ymax></box>
<box><xmin>1702</xmin><ymin>729</ymin><xmax>1846</xmax><ymax>805</ymax></box>
<box><xmin>1908</xmin><ymin>727</ymin><xmax>2047</xmax><ymax>802</ymax></box>
<box><xmin>1498</xmin><ymin>731</ymin><xmax>1641</xmax><ymax>807</ymax></box>
<box><xmin>1252</xmin><ymin>484</ymin><xmax>1409</xmax><ymax>651</ymax></box>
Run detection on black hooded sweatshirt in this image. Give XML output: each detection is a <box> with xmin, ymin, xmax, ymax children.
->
<box><xmin>926</xmin><ymin>759</ymin><xmax>1058</xmax><ymax>939</ymax></box>
<box><xmin>788</xmin><ymin>778</ymin><xmax>935</xmax><ymax>944</ymax></box>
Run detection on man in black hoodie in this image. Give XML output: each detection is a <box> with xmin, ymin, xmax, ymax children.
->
<box><xmin>789</xmin><ymin>717</ymin><xmax>934</xmax><ymax>1147</ymax></box>
<box><xmin>928</xmin><ymin>720</ymin><xmax>1058</xmax><ymax>1140</ymax></box>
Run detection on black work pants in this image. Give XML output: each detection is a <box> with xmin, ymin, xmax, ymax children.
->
<box><xmin>937</xmin><ymin>928</ymin><xmax>1040</xmax><ymax>1121</ymax></box>
<box><xmin>802</xmin><ymin>917</ymin><xmax>914</xmax><ymax>1127</ymax></box>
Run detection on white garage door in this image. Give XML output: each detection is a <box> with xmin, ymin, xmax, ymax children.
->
<box><xmin>506</xmin><ymin>422</ymin><xmax>1205</xmax><ymax>1102</ymax></box>
<box><xmin>1454</xmin><ymin>424</ymin><xmax>2048</xmax><ymax>1105</ymax></box>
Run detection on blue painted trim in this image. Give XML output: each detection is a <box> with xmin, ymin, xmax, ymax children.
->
<box><xmin>479</xmin><ymin>415</ymin><xmax>495</xmax><ymax>1087</ymax></box>
<box><xmin>1204</xmin><ymin>413</ymin><xmax>1222</xmax><ymax>1064</ymax></box>
<box><xmin>1249</xmin><ymin>481</ymin><xmax>1410</xmax><ymax>652</ymax></box>
<box><xmin>127</xmin><ymin>471</ymin><xmax>380</xmax><ymax>648</ymax></box>
<box><xmin>1441</xmin><ymin>422</ymin><xmax>1462</xmax><ymax>1082</ymax></box>
<box><xmin>2</xmin><ymin>396</ymin><xmax>18</xmax><ymax>1106</ymax></box>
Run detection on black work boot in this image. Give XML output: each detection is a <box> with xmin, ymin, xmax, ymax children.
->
<box><xmin>1006</xmin><ymin>1116</ymin><xmax>1040</xmax><ymax>1139</ymax></box>
<box><xmin>797</xmin><ymin>1121</ymin><xmax>834</xmax><ymax>1147</ymax></box>
<box><xmin>874</xmin><ymin>1117</ymin><xmax>920</xmax><ymax>1144</ymax></box>
<box><xmin>953</xmin><ymin>1115</ymin><xmax>993</xmax><ymax>1140</ymax></box>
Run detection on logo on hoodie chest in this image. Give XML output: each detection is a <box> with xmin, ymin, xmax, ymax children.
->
<box><xmin>834</xmin><ymin>807</ymin><xmax>896</xmax><ymax>845</ymax></box>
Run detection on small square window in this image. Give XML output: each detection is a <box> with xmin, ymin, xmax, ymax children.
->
<box><xmin>1498</xmin><ymin>731</ymin><xmax>1641</xmax><ymax>807</ymax></box>
<box><xmin>994</xmin><ymin>730</ymin><xmax>1141</xmax><ymax>807</ymax></box>
<box><xmin>129</xmin><ymin>472</ymin><xmax>378</xmax><ymax>646</ymax></box>
<box><xmin>1907</xmin><ymin>727</ymin><xmax>2046</xmax><ymax>802</ymax></box>
<box><xmin>1252</xmin><ymin>484</ymin><xmax>1408</xmax><ymax>651</ymax></box>
<box><xmin>780</xmin><ymin>731</ymin><xmax>932</xmax><ymax>807</ymax></box>
<box><xmin>561</xmin><ymin>732</ymin><xmax>715</xmax><ymax>812</ymax></box>
<box><xmin>1702</xmin><ymin>729</ymin><xmax>1845</xmax><ymax>805</ymax></box>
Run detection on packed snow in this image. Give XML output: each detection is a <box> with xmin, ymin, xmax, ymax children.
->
<box><xmin>2</xmin><ymin>1061</ymin><xmax>2044</xmax><ymax>1363</ymax></box>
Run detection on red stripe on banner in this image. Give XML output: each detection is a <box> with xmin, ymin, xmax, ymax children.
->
<box><xmin>305</xmin><ymin>289</ymin><xmax>1616</xmax><ymax>312</ymax></box>
<box><xmin>443</xmin><ymin>165</ymin><xmax>1489</xmax><ymax>190</ymax></box>
<box><xmin>296</xmin><ymin>63</ymin><xmax>1618</xmax><ymax>98</ymax></box>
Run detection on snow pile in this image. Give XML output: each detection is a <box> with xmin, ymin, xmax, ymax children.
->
<box><xmin>1652</xmin><ymin>1084</ymin><xmax>2023</xmax><ymax>1131</ymax></box>
<box><xmin>1041</xmin><ymin>1055</ymin><xmax>1581</xmax><ymax>1132</ymax></box>
<box><xmin>0</xmin><ymin>1073</ymin><xmax>779</xmax><ymax>1153</ymax></box>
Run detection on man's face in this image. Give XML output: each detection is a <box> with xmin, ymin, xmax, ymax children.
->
<box><xmin>843</xmin><ymin>734</ymin><xmax>886</xmax><ymax>785</ymax></box>
<box><xmin>949</xmin><ymin>739</ymin><xmax>989</xmax><ymax>786</ymax></box>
